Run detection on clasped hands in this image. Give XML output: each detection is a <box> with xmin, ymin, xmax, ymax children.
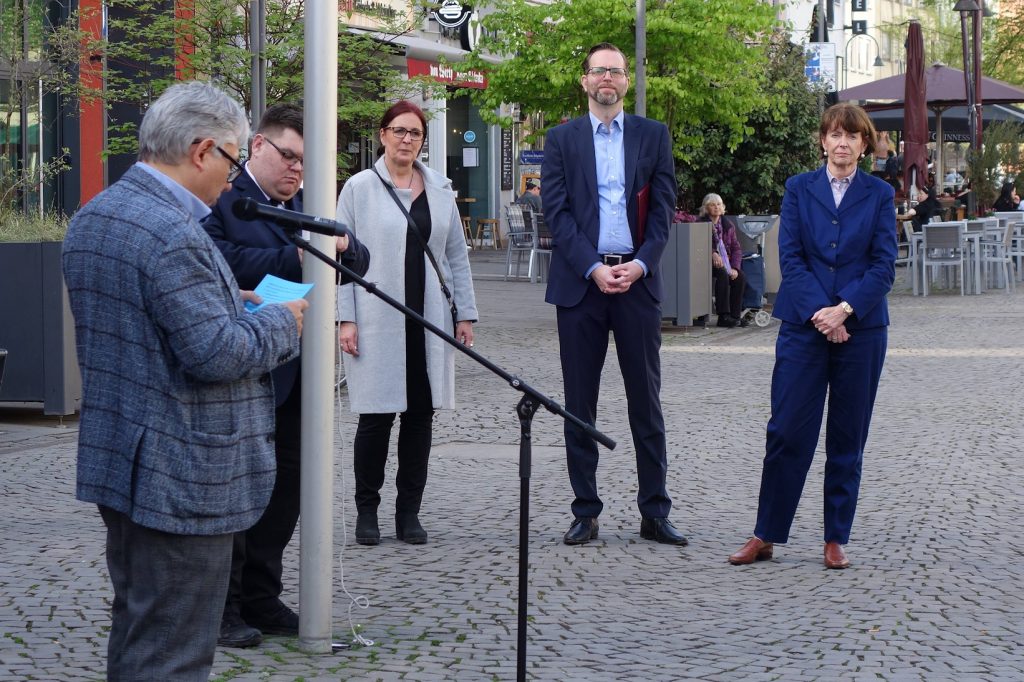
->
<box><xmin>711</xmin><ymin>252</ymin><xmax>739</xmax><ymax>280</ymax></box>
<box><xmin>593</xmin><ymin>262</ymin><xmax>643</xmax><ymax>294</ymax></box>
<box><xmin>811</xmin><ymin>304</ymin><xmax>850</xmax><ymax>344</ymax></box>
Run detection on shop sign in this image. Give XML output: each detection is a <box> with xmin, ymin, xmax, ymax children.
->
<box><xmin>519</xmin><ymin>150</ymin><xmax>544</xmax><ymax>165</ymax></box>
<box><xmin>500</xmin><ymin>128</ymin><xmax>513</xmax><ymax>191</ymax></box>
<box><xmin>407</xmin><ymin>57</ymin><xmax>486</xmax><ymax>89</ymax></box>
<box><xmin>432</xmin><ymin>0</ymin><xmax>472</xmax><ymax>29</ymax></box>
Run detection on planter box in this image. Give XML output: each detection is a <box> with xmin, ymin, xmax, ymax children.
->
<box><xmin>0</xmin><ymin>242</ymin><xmax>81</xmax><ymax>415</ymax></box>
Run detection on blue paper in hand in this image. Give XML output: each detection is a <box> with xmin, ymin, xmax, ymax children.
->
<box><xmin>244</xmin><ymin>274</ymin><xmax>314</xmax><ymax>312</ymax></box>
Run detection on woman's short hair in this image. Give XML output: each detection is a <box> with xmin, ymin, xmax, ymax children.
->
<box><xmin>699</xmin><ymin>193</ymin><xmax>724</xmax><ymax>217</ymax></box>
<box><xmin>138</xmin><ymin>81</ymin><xmax>249</xmax><ymax>165</ymax></box>
<box><xmin>380</xmin><ymin>100</ymin><xmax>427</xmax><ymax>135</ymax></box>
<box><xmin>819</xmin><ymin>103</ymin><xmax>878</xmax><ymax>156</ymax></box>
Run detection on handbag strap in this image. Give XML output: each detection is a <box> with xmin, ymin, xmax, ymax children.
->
<box><xmin>371</xmin><ymin>168</ymin><xmax>453</xmax><ymax>303</ymax></box>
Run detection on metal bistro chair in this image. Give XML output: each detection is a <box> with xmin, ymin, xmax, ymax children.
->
<box><xmin>980</xmin><ymin>222</ymin><xmax>1016</xmax><ymax>292</ymax></box>
<box><xmin>921</xmin><ymin>222</ymin><xmax>966</xmax><ymax>296</ymax></box>
<box><xmin>504</xmin><ymin>204</ymin><xmax>536</xmax><ymax>280</ymax></box>
<box><xmin>530</xmin><ymin>210</ymin><xmax>553</xmax><ymax>282</ymax></box>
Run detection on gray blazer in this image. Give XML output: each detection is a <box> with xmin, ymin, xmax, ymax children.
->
<box><xmin>336</xmin><ymin>157</ymin><xmax>477</xmax><ymax>413</ymax></box>
<box><xmin>63</xmin><ymin>165</ymin><xmax>301</xmax><ymax>536</ymax></box>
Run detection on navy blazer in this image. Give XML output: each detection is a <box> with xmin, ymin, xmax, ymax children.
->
<box><xmin>204</xmin><ymin>169</ymin><xmax>305</xmax><ymax>406</ymax></box>
<box><xmin>542</xmin><ymin>113</ymin><xmax>677</xmax><ymax>308</ymax></box>
<box><xmin>772</xmin><ymin>167</ymin><xmax>897</xmax><ymax>330</ymax></box>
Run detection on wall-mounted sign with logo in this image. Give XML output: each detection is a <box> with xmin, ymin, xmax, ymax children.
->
<box><xmin>432</xmin><ymin>0</ymin><xmax>472</xmax><ymax>29</ymax></box>
<box><xmin>407</xmin><ymin>57</ymin><xmax>487</xmax><ymax>89</ymax></box>
<box><xmin>463</xmin><ymin>130</ymin><xmax>477</xmax><ymax>143</ymax></box>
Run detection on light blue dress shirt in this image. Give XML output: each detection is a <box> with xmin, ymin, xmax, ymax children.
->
<box><xmin>586</xmin><ymin>111</ymin><xmax>648</xmax><ymax>278</ymax></box>
<box><xmin>137</xmin><ymin>161</ymin><xmax>212</xmax><ymax>223</ymax></box>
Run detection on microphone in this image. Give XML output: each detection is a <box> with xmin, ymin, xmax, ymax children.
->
<box><xmin>231</xmin><ymin>198</ymin><xmax>351</xmax><ymax>238</ymax></box>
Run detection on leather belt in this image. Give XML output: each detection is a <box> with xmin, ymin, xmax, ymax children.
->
<box><xmin>601</xmin><ymin>253</ymin><xmax>635</xmax><ymax>265</ymax></box>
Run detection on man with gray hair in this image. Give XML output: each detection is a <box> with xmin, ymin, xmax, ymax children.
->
<box><xmin>63</xmin><ymin>81</ymin><xmax>308</xmax><ymax>681</ymax></box>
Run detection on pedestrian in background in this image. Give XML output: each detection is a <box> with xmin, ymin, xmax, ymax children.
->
<box><xmin>62</xmin><ymin>81</ymin><xmax>308</xmax><ymax>681</ymax></box>
<box><xmin>542</xmin><ymin>42</ymin><xmax>687</xmax><ymax>547</ymax></box>
<box><xmin>204</xmin><ymin>103</ymin><xmax>369</xmax><ymax>647</ymax></box>
<box><xmin>517</xmin><ymin>178</ymin><xmax>543</xmax><ymax>214</ymax></box>
<box><xmin>337</xmin><ymin>100</ymin><xmax>477</xmax><ymax>546</ymax></box>
<box><xmin>699</xmin><ymin>192</ymin><xmax>748</xmax><ymax>328</ymax></box>
<box><xmin>729</xmin><ymin>103</ymin><xmax>896</xmax><ymax>570</ymax></box>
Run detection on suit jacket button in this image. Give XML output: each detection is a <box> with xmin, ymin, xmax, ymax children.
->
<box><xmin>829</xmin><ymin>266</ymin><xmax>835</xmax><ymax>272</ymax></box>
<box><xmin>832</xmin><ymin>219</ymin><xmax>839</xmax><ymax>225</ymax></box>
<box><xmin>830</xmin><ymin>242</ymin><xmax>837</xmax><ymax>248</ymax></box>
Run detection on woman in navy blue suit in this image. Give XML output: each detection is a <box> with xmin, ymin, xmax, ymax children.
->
<box><xmin>729</xmin><ymin>104</ymin><xmax>896</xmax><ymax>569</ymax></box>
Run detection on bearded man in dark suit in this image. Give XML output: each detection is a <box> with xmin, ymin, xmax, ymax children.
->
<box><xmin>541</xmin><ymin>43</ymin><xmax>687</xmax><ymax>547</ymax></box>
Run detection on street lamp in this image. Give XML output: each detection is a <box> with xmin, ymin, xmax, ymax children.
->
<box><xmin>839</xmin><ymin>33</ymin><xmax>885</xmax><ymax>91</ymax></box>
<box><xmin>954</xmin><ymin>0</ymin><xmax>982</xmax><ymax>215</ymax></box>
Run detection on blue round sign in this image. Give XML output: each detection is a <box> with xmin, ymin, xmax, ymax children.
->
<box><xmin>463</xmin><ymin>130</ymin><xmax>477</xmax><ymax>143</ymax></box>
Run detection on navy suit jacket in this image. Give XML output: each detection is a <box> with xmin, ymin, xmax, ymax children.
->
<box><xmin>542</xmin><ymin>113</ymin><xmax>677</xmax><ymax>308</ymax></box>
<box><xmin>772</xmin><ymin>167</ymin><xmax>897</xmax><ymax>330</ymax></box>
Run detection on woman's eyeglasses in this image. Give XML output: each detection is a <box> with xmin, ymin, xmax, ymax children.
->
<box><xmin>384</xmin><ymin>126</ymin><xmax>424</xmax><ymax>141</ymax></box>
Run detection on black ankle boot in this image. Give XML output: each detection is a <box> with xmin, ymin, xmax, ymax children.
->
<box><xmin>355</xmin><ymin>511</ymin><xmax>380</xmax><ymax>545</ymax></box>
<box><xmin>395</xmin><ymin>513</ymin><xmax>427</xmax><ymax>544</ymax></box>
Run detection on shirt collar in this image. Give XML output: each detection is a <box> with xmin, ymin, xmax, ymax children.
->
<box><xmin>589</xmin><ymin>110</ymin><xmax>624</xmax><ymax>135</ymax></box>
<box><xmin>243</xmin><ymin>162</ymin><xmax>275</xmax><ymax>203</ymax></box>
<box><xmin>826</xmin><ymin>166</ymin><xmax>856</xmax><ymax>186</ymax></box>
<box><xmin>136</xmin><ymin>162</ymin><xmax>211</xmax><ymax>222</ymax></box>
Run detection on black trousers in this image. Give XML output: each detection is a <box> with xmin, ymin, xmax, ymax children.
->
<box><xmin>353</xmin><ymin>319</ymin><xmax>434</xmax><ymax>517</ymax></box>
<box><xmin>101</xmin><ymin>505</ymin><xmax>232</xmax><ymax>681</ymax></box>
<box><xmin>712</xmin><ymin>266</ymin><xmax>747</xmax><ymax>317</ymax></box>
<box><xmin>225</xmin><ymin>378</ymin><xmax>301</xmax><ymax>620</ymax></box>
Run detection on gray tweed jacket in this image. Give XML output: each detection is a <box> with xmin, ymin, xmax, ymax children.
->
<box><xmin>63</xmin><ymin>164</ymin><xmax>301</xmax><ymax>535</ymax></box>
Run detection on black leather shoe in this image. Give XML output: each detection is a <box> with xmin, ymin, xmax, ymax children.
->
<box><xmin>218</xmin><ymin>613</ymin><xmax>262</xmax><ymax>648</ymax></box>
<box><xmin>246</xmin><ymin>604</ymin><xmax>299</xmax><ymax>636</ymax></box>
<box><xmin>355</xmin><ymin>512</ymin><xmax>380</xmax><ymax>545</ymax></box>
<box><xmin>395</xmin><ymin>514</ymin><xmax>428</xmax><ymax>544</ymax></box>
<box><xmin>716</xmin><ymin>315</ymin><xmax>739</xmax><ymax>328</ymax></box>
<box><xmin>563</xmin><ymin>517</ymin><xmax>599</xmax><ymax>545</ymax></box>
<box><xmin>639</xmin><ymin>517</ymin><xmax>689</xmax><ymax>546</ymax></box>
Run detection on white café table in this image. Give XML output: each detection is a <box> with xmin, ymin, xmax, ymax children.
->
<box><xmin>907</xmin><ymin>221</ymin><xmax>983</xmax><ymax>295</ymax></box>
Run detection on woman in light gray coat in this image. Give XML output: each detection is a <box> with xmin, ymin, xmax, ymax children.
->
<box><xmin>337</xmin><ymin>100</ymin><xmax>477</xmax><ymax>546</ymax></box>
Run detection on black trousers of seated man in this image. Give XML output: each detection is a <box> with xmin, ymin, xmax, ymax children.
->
<box><xmin>225</xmin><ymin>374</ymin><xmax>301</xmax><ymax>623</ymax></box>
<box><xmin>712</xmin><ymin>265</ymin><xmax>747</xmax><ymax>318</ymax></box>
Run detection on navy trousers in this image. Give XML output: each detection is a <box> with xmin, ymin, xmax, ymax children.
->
<box><xmin>101</xmin><ymin>505</ymin><xmax>232</xmax><ymax>682</ymax></box>
<box><xmin>556</xmin><ymin>281</ymin><xmax>671</xmax><ymax>519</ymax></box>
<box><xmin>754</xmin><ymin>322</ymin><xmax>887</xmax><ymax>544</ymax></box>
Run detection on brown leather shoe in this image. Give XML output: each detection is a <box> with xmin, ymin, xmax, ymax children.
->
<box><xmin>824</xmin><ymin>542</ymin><xmax>850</xmax><ymax>569</ymax></box>
<box><xmin>728</xmin><ymin>537</ymin><xmax>773</xmax><ymax>565</ymax></box>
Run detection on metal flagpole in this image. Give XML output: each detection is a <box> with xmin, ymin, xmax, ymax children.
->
<box><xmin>298</xmin><ymin>0</ymin><xmax>338</xmax><ymax>654</ymax></box>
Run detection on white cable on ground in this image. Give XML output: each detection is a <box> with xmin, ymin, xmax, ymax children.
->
<box><xmin>334</xmin><ymin>332</ymin><xmax>374</xmax><ymax>647</ymax></box>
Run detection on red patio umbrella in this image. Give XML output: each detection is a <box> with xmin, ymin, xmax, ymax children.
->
<box><xmin>903</xmin><ymin>21</ymin><xmax>928</xmax><ymax>197</ymax></box>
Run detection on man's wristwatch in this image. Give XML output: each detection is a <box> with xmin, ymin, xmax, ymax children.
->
<box><xmin>839</xmin><ymin>301</ymin><xmax>854</xmax><ymax>315</ymax></box>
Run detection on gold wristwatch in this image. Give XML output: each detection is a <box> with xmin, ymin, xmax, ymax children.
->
<box><xmin>839</xmin><ymin>301</ymin><xmax>854</xmax><ymax>315</ymax></box>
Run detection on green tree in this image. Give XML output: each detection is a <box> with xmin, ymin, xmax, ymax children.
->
<box><xmin>965</xmin><ymin>121</ymin><xmax>1023</xmax><ymax>211</ymax></box>
<box><xmin>1</xmin><ymin>0</ymin><xmax>98</xmax><ymax>213</ymax></box>
<box><xmin>675</xmin><ymin>35</ymin><xmax>823</xmax><ymax>214</ymax></box>
<box><xmin>461</xmin><ymin>0</ymin><xmax>780</xmax><ymax>160</ymax></box>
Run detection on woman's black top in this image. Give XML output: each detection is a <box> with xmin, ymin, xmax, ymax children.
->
<box><xmin>404</xmin><ymin>191</ymin><xmax>433</xmax><ymax>410</ymax></box>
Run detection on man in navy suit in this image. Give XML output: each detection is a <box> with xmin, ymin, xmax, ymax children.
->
<box><xmin>542</xmin><ymin>43</ymin><xmax>686</xmax><ymax>546</ymax></box>
<box><xmin>204</xmin><ymin>104</ymin><xmax>367</xmax><ymax>646</ymax></box>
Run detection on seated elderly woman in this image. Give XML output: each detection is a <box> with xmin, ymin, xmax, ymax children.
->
<box><xmin>699</xmin><ymin>193</ymin><xmax>747</xmax><ymax>328</ymax></box>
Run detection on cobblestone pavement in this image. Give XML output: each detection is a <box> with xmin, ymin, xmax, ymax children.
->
<box><xmin>2</xmin><ymin>255</ymin><xmax>1023</xmax><ymax>681</ymax></box>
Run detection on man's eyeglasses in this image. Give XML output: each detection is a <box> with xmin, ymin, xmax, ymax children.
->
<box><xmin>217</xmin><ymin>146</ymin><xmax>245</xmax><ymax>182</ymax></box>
<box><xmin>586</xmin><ymin>66</ymin><xmax>628</xmax><ymax>79</ymax></box>
<box><xmin>262</xmin><ymin>136</ymin><xmax>304</xmax><ymax>167</ymax></box>
<box><xmin>384</xmin><ymin>126</ymin><xmax>425</xmax><ymax>141</ymax></box>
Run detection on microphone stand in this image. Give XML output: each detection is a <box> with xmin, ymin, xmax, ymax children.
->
<box><xmin>286</xmin><ymin>230</ymin><xmax>615</xmax><ymax>681</ymax></box>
